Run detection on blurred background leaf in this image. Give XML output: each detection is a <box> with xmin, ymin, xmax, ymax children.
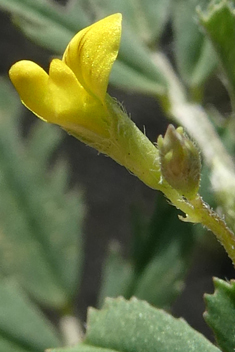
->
<box><xmin>98</xmin><ymin>243</ymin><xmax>134</xmax><ymax>307</ymax></box>
<box><xmin>98</xmin><ymin>192</ymin><xmax>198</xmax><ymax>309</ymax></box>
<box><xmin>0</xmin><ymin>78</ymin><xmax>85</xmax><ymax>309</ymax></box>
<box><xmin>91</xmin><ymin>0</ymin><xmax>170</xmax><ymax>94</ymax></box>
<box><xmin>0</xmin><ymin>0</ymin><xmax>234</xmax><ymax>347</ymax></box>
<box><xmin>90</xmin><ymin>0</ymin><xmax>172</xmax><ymax>46</ymax></box>
<box><xmin>0</xmin><ymin>0</ymin><xmax>226</xmax><ymax>97</ymax></box>
<box><xmin>110</xmin><ymin>25</ymin><xmax>167</xmax><ymax>96</ymax></box>
<box><xmin>199</xmin><ymin>0</ymin><xmax>235</xmax><ymax>107</ymax></box>
<box><xmin>172</xmin><ymin>0</ymin><xmax>217</xmax><ymax>92</ymax></box>
<box><xmin>0</xmin><ymin>279</ymin><xmax>61</xmax><ymax>352</ymax></box>
<box><xmin>0</xmin><ymin>0</ymin><xmax>168</xmax><ymax>95</ymax></box>
<box><xmin>0</xmin><ymin>0</ymin><xmax>90</xmax><ymax>53</ymax></box>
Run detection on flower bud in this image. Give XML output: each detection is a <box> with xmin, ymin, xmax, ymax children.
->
<box><xmin>157</xmin><ymin>124</ymin><xmax>201</xmax><ymax>199</ymax></box>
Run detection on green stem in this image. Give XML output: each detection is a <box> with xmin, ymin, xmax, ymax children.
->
<box><xmin>105</xmin><ymin>93</ymin><xmax>235</xmax><ymax>265</ymax></box>
<box><xmin>68</xmin><ymin>68</ymin><xmax>235</xmax><ymax>264</ymax></box>
<box><xmin>105</xmin><ymin>111</ymin><xmax>235</xmax><ymax>264</ymax></box>
<box><xmin>162</xmin><ymin>186</ymin><xmax>235</xmax><ymax>264</ymax></box>
<box><xmin>149</xmin><ymin>51</ymin><xmax>235</xmax><ymax>264</ymax></box>
<box><xmin>190</xmin><ymin>196</ymin><xmax>235</xmax><ymax>262</ymax></box>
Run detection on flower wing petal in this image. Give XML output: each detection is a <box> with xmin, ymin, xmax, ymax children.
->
<box><xmin>9</xmin><ymin>59</ymin><xmax>86</xmax><ymax>125</ymax></box>
<box><xmin>63</xmin><ymin>13</ymin><xmax>122</xmax><ymax>102</ymax></box>
<box><xmin>9</xmin><ymin>60</ymin><xmax>51</xmax><ymax>121</ymax></box>
<box><xmin>9</xmin><ymin>59</ymin><xmax>110</xmax><ymax>137</ymax></box>
<box><xmin>48</xmin><ymin>59</ymin><xmax>109</xmax><ymax>136</ymax></box>
<box><xmin>47</xmin><ymin>59</ymin><xmax>85</xmax><ymax>124</ymax></box>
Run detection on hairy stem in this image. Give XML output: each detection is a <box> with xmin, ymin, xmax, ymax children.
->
<box><xmin>149</xmin><ymin>51</ymin><xmax>235</xmax><ymax>264</ymax></box>
<box><xmin>163</xmin><ymin>185</ymin><xmax>235</xmax><ymax>264</ymax></box>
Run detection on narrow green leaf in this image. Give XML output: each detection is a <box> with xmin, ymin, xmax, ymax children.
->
<box><xmin>173</xmin><ymin>0</ymin><xmax>217</xmax><ymax>88</ymax></box>
<box><xmin>117</xmin><ymin>25</ymin><xmax>167</xmax><ymax>93</ymax></box>
<box><xmin>0</xmin><ymin>79</ymin><xmax>85</xmax><ymax>308</ymax></box>
<box><xmin>50</xmin><ymin>159</ymin><xmax>71</xmax><ymax>195</ymax></box>
<box><xmin>91</xmin><ymin>0</ymin><xmax>171</xmax><ymax>45</ymax></box>
<box><xmin>135</xmin><ymin>0</ymin><xmax>172</xmax><ymax>44</ymax></box>
<box><xmin>199</xmin><ymin>0</ymin><xmax>235</xmax><ymax>106</ymax></box>
<box><xmin>26</xmin><ymin>122</ymin><xmax>63</xmax><ymax>168</ymax></box>
<box><xmin>190</xmin><ymin>38</ymin><xmax>217</xmax><ymax>87</ymax></box>
<box><xmin>98</xmin><ymin>243</ymin><xmax>134</xmax><ymax>306</ymax></box>
<box><xmin>110</xmin><ymin>60</ymin><xmax>166</xmax><ymax>96</ymax></box>
<box><xmin>204</xmin><ymin>278</ymin><xmax>235</xmax><ymax>352</ymax></box>
<box><xmin>133</xmin><ymin>242</ymin><xmax>186</xmax><ymax>308</ymax></box>
<box><xmin>51</xmin><ymin>298</ymin><xmax>220</xmax><ymax>352</ymax></box>
<box><xmin>0</xmin><ymin>280</ymin><xmax>60</xmax><ymax>352</ymax></box>
<box><xmin>98</xmin><ymin>193</ymin><xmax>196</xmax><ymax>309</ymax></box>
<box><xmin>131</xmin><ymin>193</ymin><xmax>196</xmax><ymax>308</ymax></box>
<box><xmin>1</xmin><ymin>0</ymin><xmax>168</xmax><ymax>96</ymax></box>
<box><xmin>0</xmin><ymin>0</ymin><xmax>90</xmax><ymax>53</ymax></box>
<box><xmin>90</xmin><ymin>0</ymin><xmax>169</xmax><ymax>94</ymax></box>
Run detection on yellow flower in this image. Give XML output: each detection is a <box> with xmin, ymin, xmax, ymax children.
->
<box><xmin>9</xmin><ymin>14</ymin><xmax>122</xmax><ymax>143</ymax></box>
<box><xmin>9</xmin><ymin>13</ymin><xmax>162</xmax><ymax>190</ymax></box>
<box><xmin>8</xmin><ymin>13</ymin><xmax>205</xmax><ymax>226</ymax></box>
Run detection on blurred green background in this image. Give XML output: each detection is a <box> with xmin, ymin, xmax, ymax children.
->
<box><xmin>0</xmin><ymin>1</ymin><xmax>234</xmax><ymax>348</ymax></box>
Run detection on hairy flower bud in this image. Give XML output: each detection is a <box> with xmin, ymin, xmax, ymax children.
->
<box><xmin>157</xmin><ymin>124</ymin><xmax>201</xmax><ymax>199</ymax></box>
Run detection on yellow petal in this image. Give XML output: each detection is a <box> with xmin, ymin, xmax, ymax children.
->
<box><xmin>63</xmin><ymin>13</ymin><xmax>122</xmax><ymax>102</ymax></box>
<box><xmin>9</xmin><ymin>59</ymin><xmax>110</xmax><ymax>137</ymax></box>
<box><xmin>47</xmin><ymin>59</ymin><xmax>86</xmax><ymax>124</ymax></box>
<box><xmin>9</xmin><ymin>59</ymin><xmax>87</xmax><ymax>124</ymax></box>
<box><xmin>47</xmin><ymin>59</ymin><xmax>110</xmax><ymax>137</ymax></box>
<box><xmin>9</xmin><ymin>60</ymin><xmax>50</xmax><ymax>120</ymax></box>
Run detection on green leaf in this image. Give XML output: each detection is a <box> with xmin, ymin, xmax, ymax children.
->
<box><xmin>1</xmin><ymin>0</ymin><xmax>168</xmax><ymax>96</ymax></box>
<box><xmin>131</xmin><ymin>193</ymin><xmax>196</xmax><ymax>308</ymax></box>
<box><xmin>91</xmin><ymin>0</ymin><xmax>169</xmax><ymax>94</ymax></box>
<box><xmin>172</xmin><ymin>0</ymin><xmax>217</xmax><ymax>88</ymax></box>
<box><xmin>98</xmin><ymin>193</ymin><xmax>197</xmax><ymax>309</ymax></box>
<box><xmin>0</xmin><ymin>79</ymin><xmax>85</xmax><ymax>308</ymax></box>
<box><xmin>98</xmin><ymin>243</ymin><xmax>134</xmax><ymax>306</ymax></box>
<box><xmin>91</xmin><ymin>0</ymin><xmax>171</xmax><ymax>45</ymax></box>
<box><xmin>204</xmin><ymin>278</ymin><xmax>235</xmax><ymax>352</ymax></box>
<box><xmin>199</xmin><ymin>0</ymin><xmax>235</xmax><ymax>107</ymax></box>
<box><xmin>135</xmin><ymin>0</ymin><xmax>172</xmax><ymax>45</ymax></box>
<box><xmin>0</xmin><ymin>0</ymin><xmax>90</xmax><ymax>53</ymax></box>
<box><xmin>0</xmin><ymin>279</ymin><xmax>60</xmax><ymax>352</ymax></box>
<box><xmin>190</xmin><ymin>38</ymin><xmax>217</xmax><ymax>87</ymax></box>
<box><xmin>110</xmin><ymin>60</ymin><xmax>166</xmax><ymax>96</ymax></box>
<box><xmin>26</xmin><ymin>121</ymin><xmax>63</xmax><ymax>168</ymax></box>
<box><xmin>50</xmin><ymin>346</ymin><xmax>117</xmax><ymax>352</ymax></box>
<box><xmin>114</xmin><ymin>23</ymin><xmax>168</xmax><ymax>95</ymax></box>
<box><xmin>132</xmin><ymin>242</ymin><xmax>186</xmax><ymax>308</ymax></box>
<box><xmin>51</xmin><ymin>297</ymin><xmax>220</xmax><ymax>352</ymax></box>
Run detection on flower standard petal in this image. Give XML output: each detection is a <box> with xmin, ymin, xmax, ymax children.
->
<box><xmin>63</xmin><ymin>13</ymin><xmax>122</xmax><ymax>102</ymax></box>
